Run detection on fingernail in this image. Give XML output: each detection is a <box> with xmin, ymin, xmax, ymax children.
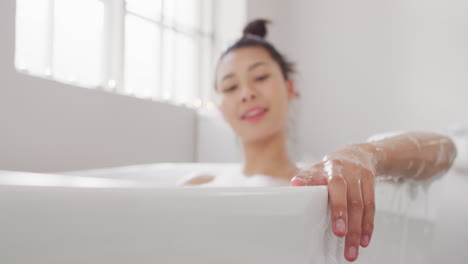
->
<box><xmin>290</xmin><ymin>176</ymin><xmax>307</xmax><ymax>186</ymax></box>
<box><xmin>361</xmin><ymin>235</ymin><xmax>370</xmax><ymax>247</ymax></box>
<box><xmin>348</xmin><ymin>246</ymin><xmax>358</xmax><ymax>260</ymax></box>
<box><xmin>335</xmin><ymin>218</ymin><xmax>345</xmax><ymax>234</ymax></box>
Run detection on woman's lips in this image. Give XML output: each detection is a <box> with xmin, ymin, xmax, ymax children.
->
<box><xmin>241</xmin><ymin>107</ymin><xmax>268</xmax><ymax>122</ymax></box>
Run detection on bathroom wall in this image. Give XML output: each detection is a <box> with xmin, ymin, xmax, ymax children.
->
<box><xmin>0</xmin><ymin>0</ymin><xmax>196</xmax><ymax>172</ymax></box>
<box><xmin>247</xmin><ymin>0</ymin><xmax>468</xmax><ymax>159</ymax></box>
<box><xmin>199</xmin><ymin>0</ymin><xmax>468</xmax><ymax>162</ymax></box>
<box><xmin>198</xmin><ymin>0</ymin><xmax>468</xmax><ymax>162</ymax></box>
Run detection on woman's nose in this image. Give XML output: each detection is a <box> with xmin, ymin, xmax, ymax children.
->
<box><xmin>241</xmin><ymin>87</ymin><xmax>257</xmax><ymax>103</ymax></box>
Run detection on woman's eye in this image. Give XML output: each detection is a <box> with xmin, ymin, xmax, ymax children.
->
<box><xmin>255</xmin><ymin>74</ymin><xmax>270</xmax><ymax>82</ymax></box>
<box><xmin>223</xmin><ymin>85</ymin><xmax>237</xmax><ymax>93</ymax></box>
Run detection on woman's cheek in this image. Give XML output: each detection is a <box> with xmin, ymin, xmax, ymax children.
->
<box><xmin>221</xmin><ymin>101</ymin><xmax>237</xmax><ymax>127</ymax></box>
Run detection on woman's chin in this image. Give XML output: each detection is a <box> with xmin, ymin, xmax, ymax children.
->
<box><xmin>241</xmin><ymin>129</ymin><xmax>282</xmax><ymax>144</ymax></box>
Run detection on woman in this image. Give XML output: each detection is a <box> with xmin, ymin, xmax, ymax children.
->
<box><xmin>183</xmin><ymin>19</ymin><xmax>457</xmax><ymax>262</ymax></box>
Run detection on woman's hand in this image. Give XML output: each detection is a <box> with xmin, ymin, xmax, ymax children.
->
<box><xmin>290</xmin><ymin>143</ymin><xmax>378</xmax><ymax>262</ymax></box>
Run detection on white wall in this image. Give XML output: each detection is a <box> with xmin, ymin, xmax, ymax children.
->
<box><xmin>248</xmin><ymin>0</ymin><xmax>468</xmax><ymax>159</ymax></box>
<box><xmin>199</xmin><ymin>0</ymin><xmax>468</xmax><ymax>162</ymax></box>
<box><xmin>0</xmin><ymin>0</ymin><xmax>196</xmax><ymax>172</ymax></box>
<box><xmin>196</xmin><ymin>109</ymin><xmax>241</xmax><ymax>162</ymax></box>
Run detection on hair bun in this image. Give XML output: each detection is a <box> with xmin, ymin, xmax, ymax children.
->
<box><xmin>243</xmin><ymin>19</ymin><xmax>271</xmax><ymax>39</ymax></box>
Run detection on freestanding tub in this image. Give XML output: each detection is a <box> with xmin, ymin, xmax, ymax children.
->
<box><xmin>0</xmin><ymin>163</ymin><xmax>466</xmax><ymax>264</ymax></box>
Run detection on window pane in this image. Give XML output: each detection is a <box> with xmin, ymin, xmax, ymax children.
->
<box><xmin>201</xmin><ymin>0</ymin><xmax>213</xmax><ymax>34</ymax></box>
<box><xmin>162</xmin><ymin>0</ymin><xmax>176</xmax><ymax>26</ymax></box>
<box><xmin>15</xmin><ymin>0</ymin><xmax>49</xmax><ymax>75</ymax></box>
<box><xmin>53</xmin><ymin>0</ymin><xmax>104</xmax><ymax>87</ymax></box>
<box><xmin>126</xmin><ymin>0</ymin><xmax>161</xmax><ymax>20</ymax></box>
<box><xmin>174</xmin><ymin>33</ymin><xmax>197</xmax><ymax>104</ymax></box>
<box><xmin>161</xmin><ymin>28</ymin><xmax>175</xmax><ymax>100</ymax></box>
<box><xmin>125</xmin><ymin>14</ymin><xmax>160</xmax><ymax>98</ymax></box>
<box><xmin>200</xmin><ymin>36</ymin><xmax>214</xmax><ymax>103</ymax></box>
<box><xmin>176</xmin><ymin>0</ymin><xmax>199</xmax><ymax>29</ymax></box>
<box><xmin>164</xmin><ymin>0</ymin><xmax>199</xmax><ymax>29</ymax></box>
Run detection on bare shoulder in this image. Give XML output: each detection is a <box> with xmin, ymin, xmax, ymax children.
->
<box><xmin>178</xmin><ymin>173</ymin><xmax>216</xmax><ymax>186</ymax></box>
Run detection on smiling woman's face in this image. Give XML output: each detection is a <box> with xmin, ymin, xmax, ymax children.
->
<box><xmin>215</xmin><ymin>46</ymin><xmax>295</xmax><ymax>143</ymax></box>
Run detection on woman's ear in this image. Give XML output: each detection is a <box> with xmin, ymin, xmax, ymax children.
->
<box><xmin>286</xmin><ymin>79</ymin><xmax>297</xmax><ymax>102</ymax></box>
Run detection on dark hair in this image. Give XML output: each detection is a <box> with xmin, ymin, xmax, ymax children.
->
<box><xmin>218</xmin><ymin>19</ymin><xmax>295</xmax><ymax>80</ymax></box>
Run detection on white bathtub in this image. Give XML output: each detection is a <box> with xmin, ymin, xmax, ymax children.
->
<box><xmin>0</xmin><ymin>163</ymin><xmax>466</xmax><ymax>264</ymax></box>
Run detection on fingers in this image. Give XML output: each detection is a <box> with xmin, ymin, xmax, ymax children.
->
<box><xmin>344</xmin><ymin>166</ymin><xmax>364</xmax><ymax>262</ymax></box>
<box><xmin>324</xmin><ymin>160</ymin><xmax>348</xmax><ymax>238</ymax></box>
<box><xmin>291</xmin><ymin>158</ymin><xmax>376</xmax><ymax>263</ymax></box>
<box><xmin>328</xmin><ymin>175</ymin><xmax>348</xmax><ymax>237</ymax></box>
<box><xmin>360</xmin><ymin>169</ymin><xmax>375</xmax><ymax>248</ymax></box>
<box><xmin>290</xmin><ymin>164</ymin><xmax>328</xmax><ymax>186</ymax></box>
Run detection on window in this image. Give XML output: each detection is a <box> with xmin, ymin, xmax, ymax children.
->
<box><xmin>16</xmin><ymin>0</ymin><xmax>105</xmax><ymax>87</ymax></box>
<box><xmin>124</xmin><ymin>0</ymin><xmax>214</xmax><ymax>104</ymax></box>
<box><xmin>15</xmin><ymin>0</ymin><xmax>246</xmax><ymax>108</ymax></box>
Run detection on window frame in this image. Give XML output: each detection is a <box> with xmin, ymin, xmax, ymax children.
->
<box><xmin>15</xmin><ymin>0</ymin><xmax>238</xmax><ymax>108</ymax></box>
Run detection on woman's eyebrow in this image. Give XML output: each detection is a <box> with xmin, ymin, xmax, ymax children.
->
<box><xmin>221</xmin><ymin>61</ymin><xmax>267</xmax><ymax>81</ymax></box>
<box><xmin>248</xmin><ymin>62</ymin><xmax>267</xmax><ymax>72</ymax></box>
<box><xmin>222</xmin><ymin>73</ymin><xmax>235</xmax><ymax>81</ymax></box>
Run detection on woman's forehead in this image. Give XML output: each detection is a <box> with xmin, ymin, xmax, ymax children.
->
<box><xmin>218</xmin><ymin>47</ymin><xmax>273</xmax><ymax>74</ymax></box>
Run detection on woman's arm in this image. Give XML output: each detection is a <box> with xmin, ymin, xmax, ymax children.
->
<box><xmin>291</xmin><ymin>131</ymin><xmax>457</xmax><ymax>262</ymax></box>
<box><xmin>359</xmin><ymin>131</ymin><xmax>457</xmax><ymax>181</ymax></box>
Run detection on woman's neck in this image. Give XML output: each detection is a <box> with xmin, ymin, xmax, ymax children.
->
<box><xmin>242</xmin><ymin>131</ymin><xmax>299</xmax><ymax>182</ymax></box>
